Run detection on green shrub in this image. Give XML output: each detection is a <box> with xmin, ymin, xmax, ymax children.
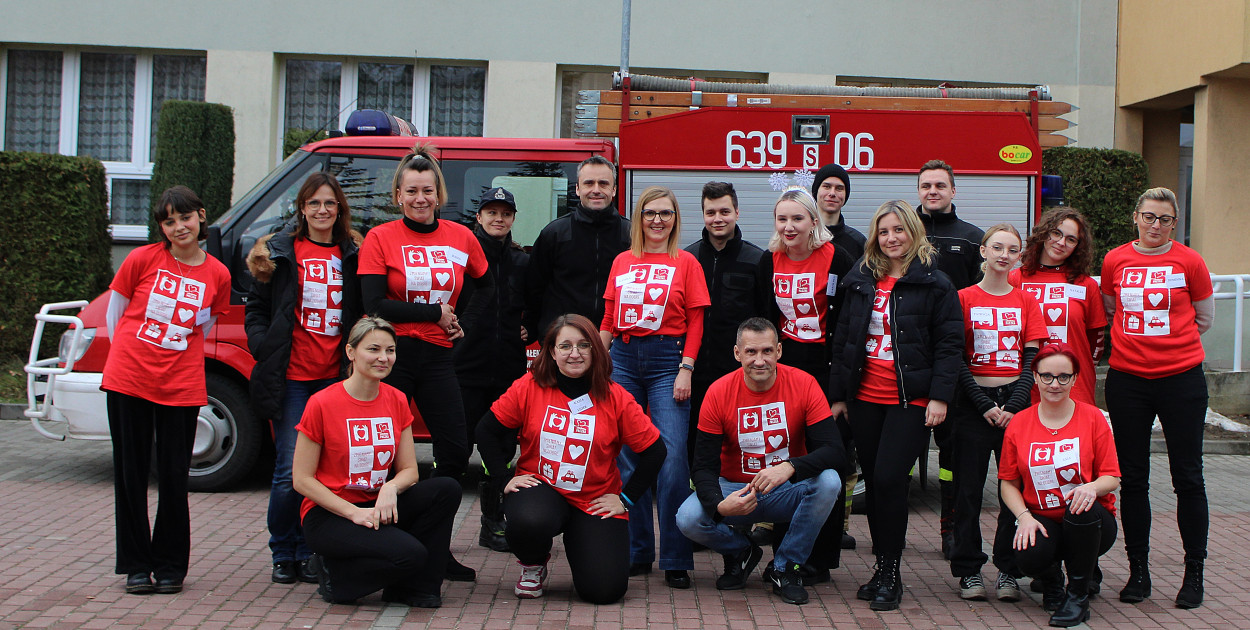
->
<box><xmin>1042</xmin><ymin>147</ymin><xmax>1149</xmax><ymax>273</ymax></box>
<box><xmin>149</xmin><ymin>100</ymin><xmax>235</xmax><ymax>240</ymax></box>
<box><xmin>284</xmin><ymin>128</ymin><xmax>329</xmax><ymax>159</ymax></box>
<box><xmin>0</xmin><ymin>152</ymin><xmax>112</xmax><ymax>359</ymax></box>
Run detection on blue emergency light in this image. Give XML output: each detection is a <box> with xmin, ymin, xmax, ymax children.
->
<box><xmin>344</xmin><ymin>110</ymin><xmax>419</xmax><ymax>137</ymax></box>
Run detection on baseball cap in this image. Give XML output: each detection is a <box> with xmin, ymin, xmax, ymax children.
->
<box><xmin>478</xmin><ymin>187</ymin><xmax>517</xmax><ymax>213</ymax></box>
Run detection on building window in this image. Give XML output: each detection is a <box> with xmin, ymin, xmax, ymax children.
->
<box><xmin>282</xmin><ymin>58</ymin><xmax>485</xmax><ymax>143</ymax></box>
<box><xmin>0</xmin><ymin>48</ymin><xmax>207</xmax><ymax>241</ymax></box>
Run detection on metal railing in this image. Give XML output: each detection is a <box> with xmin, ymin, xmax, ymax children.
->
<box><xmin>1210</xmin><ymin>274</ymin><xmax>1250</xmax><ymax>371</ymax></box>
<box><xmin>23</xmin><ymin>300</ymin><xmax>90</xmax><ymax>440</ymax></box>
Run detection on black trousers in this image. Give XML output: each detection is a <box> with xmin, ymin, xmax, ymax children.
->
<box><xmin>106</xmin><ymin>391</ymin><xmax>197</xmax><ymax>581</ymax></box>
<box><xmin>848</xmin><ymin>399</ymin><xmax>930</xmax><ymax>556</ymax></box>
<box><xmin>302</xmin><ymin>477</ymin><xmax>461</xmax><ymax>601</ymax></box>
<box><xmin>949</xmin><ymin>384</ymin><xmax>1017</xmax><ymax>577</ymax></box>
<box><xmin>1014</xmin><ymin>503</ymin><xmax>1118</xmax><ymax>577</ymax></box>
<box><xmin>1105</xmin><ymin>365</ymin><xmax>1209</xmax><ymax>559</ymax></box>
<box><xmin>386</xmin><ymin>337</ymin><xmax>469</xmax><ymax>479</ymax></box>
<box><xmin>504</xmin><ymin>482</ymin><xmax>630</xmax><ymax>604</ymax></box>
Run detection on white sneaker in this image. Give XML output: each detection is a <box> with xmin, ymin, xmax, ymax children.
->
<box><xmin>514</xmin><ymin>560</ymin><xmax>548</xmax><ymax>599</ymax></box>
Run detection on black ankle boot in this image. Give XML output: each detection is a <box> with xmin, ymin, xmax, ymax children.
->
<box><xmin>869</xmin><ymin>553</ymin><xmax>902</xmax><ymax>611</ymax></box>
<box><xmin>857</xmin><ymin>562</ymin><xmax>882</xmax><ymax>601</ymax></box>
<box><xmin>1119</xmin><ymin>554</ymin><xmax>1151</xmax><ymax>603</ymax></box>
<box><xmin>1049</xmin><ymin>583</ymin><xmax>1090</xmax><ymax>627</ymax></box>
<box><xmin>1040</xmin><ymin>564</ymin><xmax>1066</xmax><ymax>612</ymax></box>
<box><xmin>1175</xmin><ymin>557</ymin><xmax>1204</xmax><ymax>609</ymax></box>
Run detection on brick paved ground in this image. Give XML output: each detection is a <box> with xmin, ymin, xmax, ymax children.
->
<box><xmin>1</xmin><ymin>419</ymin><xmax>1247</xmax><ymax>629</ymax></box>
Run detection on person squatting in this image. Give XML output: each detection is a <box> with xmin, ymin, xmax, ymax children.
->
<box><xmin>112</xmin><ymin>153</ymin><xmax>1208</xmax><ymax>626</ymax></box>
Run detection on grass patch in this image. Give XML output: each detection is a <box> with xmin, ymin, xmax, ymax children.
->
<box><xmin>0</xmin><ymin>354</ymin><xmax>26</xmax><ymax>404</ymax></box>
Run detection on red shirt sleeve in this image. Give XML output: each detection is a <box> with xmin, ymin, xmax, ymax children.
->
<box><xmin>800</xmin><ymin>371</ymin><xmax>831</xmax><ymax>426</ymax></box>
<box><xmin>462</xmin><ymin>223</ymin><xmax>489</xmax><ymax>279</ymax></box>
<box><xmin>489</xmin><ymin>374</ymin><xmax>530</xmax><ymax>429</ymax></box>
<box><xmin>998</xmin><ymin>416</ymin><xmax>1023</xmax><ymax>481</ymax></box>
<box><xmin>697</xmin><ymin>376</ymin><xmax>729</xmax><ymax>435</ymax></box>
<box><xmin>295</xmin><ymin>390</ymin><xmax>326</xmax><ymax>445</ymax></box>
<box><xmin>1186</xmin><ymin>248</ymin><xmax>1214</xmax><ymax>301</ymax></box>
<box><xmin>1084</xmin><ymin>277</ymin><xmax>1108</xmax><ymax>330</ymax></box>
<box><xmin>356</xmin><ymin>228</ymin><xmax>388</xmax><ymax>276</ymax></box>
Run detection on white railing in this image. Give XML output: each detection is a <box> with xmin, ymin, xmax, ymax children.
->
<box><xmin>23</xmin><ymin>301</ymin><xmax>90</xmax><ymax>440</ymax></box>
<box><xmin>1210</xmin><ymin>274</ymin><xmax>1250</xmax><ymax>372</ymax></box>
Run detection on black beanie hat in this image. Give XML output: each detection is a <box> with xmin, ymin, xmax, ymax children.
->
<box><xmin>811</xmin><ymin>163</ymin><xmax>851</xmax><ymax>202</ymax></box>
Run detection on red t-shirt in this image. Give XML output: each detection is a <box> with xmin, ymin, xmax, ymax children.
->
<box><xmin>958</xmin><ymin>285</ymin><xmax>1048</xmax><ymax>378</ymax></box>
<box><xmin>698</xmin><ymin>364</ymin><xmax>830</xmax><ymax>483</ymax></box>
<box><xmin>856</xmin><ymin>276</ymin><xmax>926</xmax><ymax>406</ymax></box>
<box><xmin>601</xmin><ymin>250</ymin><xmax>710</xmax><ymax>358</ymax></box>
<box><xmin>357</xmin><ymin>219</ymin><xmax>488</xmax><ymax>347</ymax></box>
<box><xmin>296</xmin><ymin>382</ymin><xmax>414</xmax><ymax>521</ymax></box>
<box><xmin>490</xmin><ymin>373</ymin><xmax>661</xmax><ymax>519</ymax></box>
<box><xmin>1010</xmin><ymin>269</ymin><xmax>1107</xmax><ymax>405</ymax></box>
<box><xmin>102</xmin><ymin>243</ymin><xmax>231</xmax><ymax>406</ymax></box>
<box><xmin>287</xmin><ymin>238</ymin><xmax>345</xmax><ymax>381</ymax></box>
<box><xmin>773</xmin><ymin>242</ymin><xmax>838</xmax><ymax>343</ymax></box>
<box><xmin>999</xmin><ymin>401</ymin><xmax>1120</xmax><ymax>522</ymax></box>
<box><xmin>1101</xmin><ymin>241</ymin><xmax>1213</xmax><ymax>378</ymax></box>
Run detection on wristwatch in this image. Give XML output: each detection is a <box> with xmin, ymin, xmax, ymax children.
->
<box><xmin>679</xmin><ymin>362</ymin><xmax>695</xmax><ymax>372</ymax></box>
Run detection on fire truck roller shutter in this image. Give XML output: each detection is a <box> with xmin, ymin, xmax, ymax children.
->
<box><xmin>626</xmin><ymin>171</ymin><xmax>1033</xmax><ymax>251</ymax></box>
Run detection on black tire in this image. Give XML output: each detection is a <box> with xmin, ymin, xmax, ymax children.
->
<box><xmin>188</xmin><ymin>373</ymin><xmax>263</xmax><ymax>492</ymax></box>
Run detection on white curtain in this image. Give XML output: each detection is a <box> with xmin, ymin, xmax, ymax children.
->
<box><xmin>150</xmin><ymin>55</ymin><xmax>206</xmax><ymax>152</ymax></box>
<box><xmin>78</xmin><ymin>52</ymin><xmax>135</xmax><ymax>162</ymax></box>
<box><xmin>284</xmin><ymin>60</ymin><xmax>341</xmax><ymax>133</ymax></box>
<box><xmin>358</xmin><ymin>62</ymin><xmax>413</xmax><ymax>120</ymax></box>
<box><xmin>4</xmin><ymin>50</ymin><xmax>62</xmax><ymax>152</ymax></box>
<box><xmin>110</xmin><ymin>178</ymin><xmax>150</xmax><ymax>226</ymax></box>
<box><xmin>429</xmin><ymin>65</ymin><xmax>484</xmax><ymax>137</ymax></box>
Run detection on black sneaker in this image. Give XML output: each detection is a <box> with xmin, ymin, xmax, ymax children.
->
<box><xmin>716</xmin><ymin>543</ymin><xmax>763</xmax><ymax>590</ymax></box>
<box><xmin>769</xmin><ymin>563</ymin><xmax>810</xmax><ymax>605</ymax></box>
<box><xmin>959</xmin><ymin>574</ymin><xmax>987</xmax><ymax>600</ymax></box>
<box><xmin>271</xmin><ymin>561</ymin><xmax>297</xmax><ymax>584</ymax></box>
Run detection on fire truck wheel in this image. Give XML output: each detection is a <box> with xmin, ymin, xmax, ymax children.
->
<box><xmin>187</xmin><ymin>373</ymin><xmax>263</xmax><ymax>492</ymax></box>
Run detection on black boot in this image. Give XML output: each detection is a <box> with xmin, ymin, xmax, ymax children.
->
<box><xmin>477</xmin><ymin>473</ymin><xmax>509</xmax><ymax>552</ymax></box>
<box><xmin>1040</xmin><ymin>563</ymin><xmax>1066</xmax><ymax>612</ymax></box>
<box><xmin>869</xmin><ymin>553</ymin><xmax>902</xmax><ymax>611</ymax></box>
<box><xmin>1175</xmin><ymin>557</ymin><xmax>1204</xmax><ymax>609</ymax></box>
<box><xmin>1049</xmin><ymin>516</ymin><xmax>1101</xmax><ymax>628</ymax></box>
<box><xmin>856</xmin><ymin>561</ymin><xmax>881</xmax><ymax>601</ymax></box>
<box><xmin>939</xmin><ymin>479</ymin><xmax>955</xmax><ymax>560</ymax></box>
<box><xmin>1119</xmin><ymin>554</ymin><xmax>1151</xmax><ymax>603</ymax></box>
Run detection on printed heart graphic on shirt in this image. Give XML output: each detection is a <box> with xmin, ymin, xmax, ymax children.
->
<box><xmin>767</xmin><ymin>435</ymin><xmax>784</xmax><ymax>449</ymax></box>
<box><xmin>1048</xmin><ymin>307</ymin><xmax>1063</xmax><ymax>322</ymax></box>
<box><xmin>798</xmin><ymin>303</ymin><xmax>811</xmax><ymax>314</ymax></box>
<box><xmin>1148</xmin><ymin>293</ymin><xmax>1164</xmax><ymax>307</ymax></box>
<box><xmin>178</xmin><ymin>308</ymin><xmax>194</xmax><ymax>323</ymax></box>
<box><xmin>1060</xmin><ymin>469</ymin><xmax>1076</xmax><ymax>482</ymax></box>
<box><xmin>648</xmin><ymin>287</ymin><xmax>664</xmax><ymax>300</ymax></box>
<box><xmin>331</xmin><ymin>291</ymin><xmax>342</xmax><ymax>304</ymax></box>
<box><xmin>568</xmin><ymin>445</ymin><xmax>585</xmax><ymax>459</ymax></box>
<box><xmin>1002</xmin><ymin>336</ymin><xmax>1017</xmax><ymax>349</ymax></box>
<box><xmin>435</xmin><ymin>272</ymin><xmax>451</xmax><ymax>285</ymax></box>
<box><xmin>377</xmin><ymin>451</ymin><xmax>392</xmax><ymax>466</ymax></box>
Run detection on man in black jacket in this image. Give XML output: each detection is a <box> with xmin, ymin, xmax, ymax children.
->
<box><xmin>916</xmin><ymin>158</ymin><xmax>985</xmax><ymax>559</ymax></box>
<box><xmin>522</xmin><ymin>156</ymin><xmax>631</xmax><ymax>340</ymax></box>
<box><xmin>453</xmin><ymin>187</ymin><xmax>529</xmax><ymax>553</ymax></box>
<box><xmin>683</xmin><ymin>181</ymin><xmax>772</xmax><ymax>461</ymax></box>
<box><xmin>811</xmin><ymin>163</ymin><xmax>867</xmax><ymax>261</ymax></box>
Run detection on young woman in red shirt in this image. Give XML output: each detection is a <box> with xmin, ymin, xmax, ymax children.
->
<box><xmin>103</xmin><ymin>186</ymin><xmax>231</xmax><ymax>595</ymax></box>
<box><xmin>828</xmin><ymin>200</ymin><xmax>964</xmax><ymax>611</ymax></box>
<box><xmin>476</xmin><ymin>314</ymin><xmax>665</xmax><ymax>603</ymax></box>
<box><xmin>1101</xmin><ymin>187</ymin><xmax>1213</xmax><ymax>609</ymax></box>
<box><xmin>1009</xmin><ymin>208</ymin><xmax>1107</xmax><ymax>405</ymax></box>
<box><xmin>1000</xmin><ymin>343</ymin><xmax>1121</xmax><ymax>627</ymax></box>
<box><xmin>293</xmin><ymin>316</ymin><xmax>461</xmax><ymax>608</ymax></box>
<box><xmin>598</xmin><ymin>186</ymin><xmax>709</xmax><ymax>588</ymax></box>
<box><xmin>948</xmin><ymin>224</ymin><xmax>1047</xmax><ymax>603</ymax></box>
<box><xmin>246</xmin><ymin>172</ymin><xmax>362</xmax><ymax>584</ymax></box>
<box><xmin>357</xmin><ymin>145</ymin><xmax>488</xmax><ymax>580</ymax></box>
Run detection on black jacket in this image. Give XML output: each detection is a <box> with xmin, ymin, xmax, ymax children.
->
<box><xmin>825</xmin><ymin>214</ymin><xmax>867</xmax><ymax>263</ymax></box>
<box><xmin>919</xmin><ymin>204</ymin><xmax>984</xmax><ymax>290</ymax></box>
<box><xmin>683</xmin><ymin>226</ymin><xmax>771</xmax><ymax>383</ymax></box>
<box><xmin>244</xmin><ymin>230</ymin><xmax>363</xmax><ymax>419</ymax></box>
<box><xmin>523</xmin><ymin>205</ymin><xmax>631</xmax><ymax>339</ymax></box>
<box><xmin>828</xmin><ymin>259</ymin><xmax>964</xmax><ymax>405</ymax></box>
<box><xmin>453</xmin><ymin>225</ymin><xmax>529</xmax><ymax>389</ymax></box>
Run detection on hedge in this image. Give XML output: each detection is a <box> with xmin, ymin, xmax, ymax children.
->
<box><xmin>0</xmin><ymin>152</ymin><xmax>113</xmax><ymax>359</ymax></box>
<box><xmin>148</xmin><ymin>100</ymin><xmax>235</xmax><ymax>241</ymax></box>
<box><xmin>1042</xmin><ymin>147</ymin><xmax>1149</xmax><ymax>273</ymax></box>
<box><xmin>283</xmin><ymin>128</ymin><xmax>329</xmax><ymax>159</ymax></box>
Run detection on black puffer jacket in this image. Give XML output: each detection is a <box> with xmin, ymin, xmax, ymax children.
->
<box><xmin>828</xmin><ymin>259</ymin><xmax>964</xmax><ymax>405</ymax></box>
<box><xmin>522</xmin><ymin>205</ymin><xmax>631</xmax><ymax>338</ymax></box>
<box><xmin>683</xmin><ymin>226</ymin><xmax>771</xmax><ymax>383</ymax></box>
<box><xmin>919</xmin><ymin>204</ymin><xmax>984</xmax><ymax>290</ymax></box>
<box><xmin>453</xmin><ymin>224</ymin><xmax>529</xmax><ymax>389</ymax></box>
<box><xmin>245</xmin><ymin>230</ymin><xmax>362</xmax><ymax>419</ymax></box>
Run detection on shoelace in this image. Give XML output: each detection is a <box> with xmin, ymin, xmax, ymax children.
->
<box><xmin>520</xmin><ymin>565</ymin><xmax>545</xmax><ymax>583</ymax></box>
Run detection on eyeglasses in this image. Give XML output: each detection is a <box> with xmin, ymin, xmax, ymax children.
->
<box><xmin>642</xmin><ymin>209</ymin><xmax>676</xmax><ymax>222</ymax></box>
<box><xmin>1037</xmin><ymin>372</ymin><xmax>1075</xmax><ymax>385</ymax></box>
<box><xmin>305</xmin><ymin>200</ymin><xmax>339</xmax><ymax>211</ymax></box>
<box><xmin>555</xmin><ymin>341</ymin><xmax>593</xmax><ymax>354</ymax></box>
<box><xmin>1048</xmin><ymin>229</ymin><xmax>1080</xmax><ymax>247</ymax></box>
<box><xmin>1137</xmin><ymin>211</ymin><xmax>1176</xmax><ymax>227</ymax></box>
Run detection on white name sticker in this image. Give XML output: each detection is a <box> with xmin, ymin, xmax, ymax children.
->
<box><xmin>444</xmin><ymin>247</ymin><xmax>469</xmax><ymax>267</ymax></box>
<box><xmin>567</xmin><ymin>394</ymin><xmax>593</xmax><ymax>415</ymax></box>
<box><xmin>1065</xmin><ymin>284</ymin><xmax>1086</xmax><ymax>300</ymax></box>
<box><xmin>1166</xmin><ymin>273</ymin><xmax>1186</xmax><ymax>288</ymax></box>
<box><xmin>826</xmin><ymin>274</ymin><xmax>839</xmax><ymax>296</ymax></box>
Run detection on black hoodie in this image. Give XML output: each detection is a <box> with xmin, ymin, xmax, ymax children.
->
<box><xmin>523</xmin><ymin>204</ymin><xmax>631</xmax><ymax>337</ymax></box>
<box><xmin>683</xmin><ymin>226</ymin><xmax>772</xmax><ymax>383</ymax></box>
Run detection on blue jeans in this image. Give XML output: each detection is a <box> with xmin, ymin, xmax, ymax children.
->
<box><xmin>676</xmin><ymin>471</ymin><xmax>841</xmax><ymax>570</ymax></box>
<box><xmin>611</xmin><ymin>335</ymin><xmax>694</xmax><ymax>571</ymax></box>
<box><xmin>269</xmin><ymin>378</ymin><xmax>336</xmax><ymax>563</ymax></box>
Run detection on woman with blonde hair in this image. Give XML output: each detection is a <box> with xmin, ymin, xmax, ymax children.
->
<box><xmin>829</xmin><ymin>200</ymin><xmax>964</xmax><ymax>610</ymax></box>
<box><xmin>599</xmin><ymin>185</ymin><xmax>710</xmax><ymax>588</ymax></box>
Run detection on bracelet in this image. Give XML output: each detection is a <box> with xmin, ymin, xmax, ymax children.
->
<box><xmin>1014</xmin><ymin>510</ymin><xmax>1029</xmax><ymax>523</ymax></box>
<box><xmin>619</xmin><ymin>493</ymin><xmax>634</xmax><ymax>510</ymax></box>
<box><xmin>680</xmin><ymin>362</ymin><xmax>695</xmax><ymax>371</ymax></box>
